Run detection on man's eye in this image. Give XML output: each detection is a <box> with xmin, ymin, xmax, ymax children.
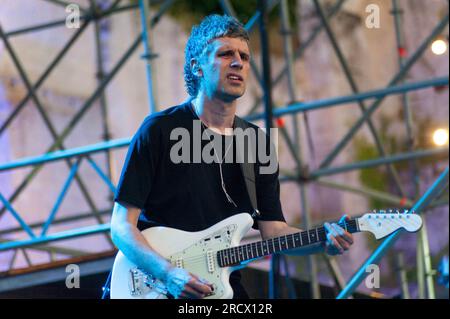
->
<box><xmin>219</xmin><ymin>51</ymin><xmax>233</xmax><ymax>57</ymax></box>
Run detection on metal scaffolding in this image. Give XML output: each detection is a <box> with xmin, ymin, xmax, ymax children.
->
<box><xmin>0</xmin><ymin>0</ymin><xmax>448</xmax><ymax>298</ymax></box>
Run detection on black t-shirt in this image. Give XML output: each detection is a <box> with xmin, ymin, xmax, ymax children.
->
<box><xmin>114</xmin><ymin>101</ymin><xmax>285</xmax><ymax>297</ymax></box>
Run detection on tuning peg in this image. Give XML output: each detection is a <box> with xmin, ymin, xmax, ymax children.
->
<box><xmin>380</xmin><ymin>209</ymin><xmax>386</xmax><ymax>214</ymax></box>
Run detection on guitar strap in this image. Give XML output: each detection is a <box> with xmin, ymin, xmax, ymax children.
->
<box><xmin>234</xmin><ymin>116</ymin><xmax>261</xmax><ymax>220</ymax></box>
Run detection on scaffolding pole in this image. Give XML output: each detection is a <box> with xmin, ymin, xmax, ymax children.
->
<box><xmin>246</xmin><ymin>77</ymin><xmax>449</xmax><ymax>121</ymax></box>
<box><xmin>92</xmin><ymin>0</ymin><xmax>116</xmax><ymax>185</ymax></box>
<box><xmin>139</xmin><ymin>0</ymin><xmax>159</xmax><ymax>114</ymax></box>
<box><xmin>257</xmin><ymin>0</ymin><xmax>281</xmax><ymax>298</ymax></box>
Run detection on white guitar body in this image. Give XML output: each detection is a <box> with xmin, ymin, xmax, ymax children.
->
<box><xmin>110</xmin><ymin>213</ymin><xmax>254</xmax><ymax>299</ymax></box>
<box><xmin>110</xmin><ymin>209</ymin><xmax>422</xmax><ymax>299</ymax></box>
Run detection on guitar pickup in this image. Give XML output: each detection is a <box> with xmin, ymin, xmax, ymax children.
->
<box><xmin>206</xmin><ymin>250</ymin><xmax>215</xmax><ymax>273</ymax></box>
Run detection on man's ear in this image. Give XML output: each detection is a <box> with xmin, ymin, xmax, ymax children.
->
<box><xmin>190</xmin><ymin>58</ymin><xmax>203</xmax><ymax>77</ymax></box>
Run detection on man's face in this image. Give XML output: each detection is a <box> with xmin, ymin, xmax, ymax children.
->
<box><xmin>197</xmin><ymin>37</ymin><xmax>251</xmax><ymax>102</ymax></box>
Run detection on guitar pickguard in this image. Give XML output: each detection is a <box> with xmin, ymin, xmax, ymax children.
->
<box><xmin>111</xmin><ymin>213</ymin><xmax>255</xmax><ymax>299</ymax></box>
<box><xmin>127</xmin><ymin>223</ymin><xmax>239</xmax><ymax>299</ymax></box>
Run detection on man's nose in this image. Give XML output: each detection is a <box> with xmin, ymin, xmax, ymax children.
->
<box><xmin>230</xmin><ymin>54</ymin><xmax>243</xmax><ymax>69</ymax></box>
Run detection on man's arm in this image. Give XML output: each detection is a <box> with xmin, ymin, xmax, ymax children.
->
<box><xmin>110</xmin><ymin>201</ymin><xmax>212</xmax><ymax>298</ymax></box>
<box><xmin>257</xmin><ymin>216</ymin><xmax>354</xmax><ymax>256</ymax></box>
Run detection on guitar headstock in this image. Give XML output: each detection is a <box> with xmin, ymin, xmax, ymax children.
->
<box><xmin>358</xmin><ymin>209</ymin><xmax>422</xmax><ymax>240</ymax></box>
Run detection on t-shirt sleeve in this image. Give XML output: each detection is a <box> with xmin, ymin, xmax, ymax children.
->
<box><xmin>114</xmin><ymin>117</ymin><xmax>161</xmax><ymax>209</ymax></box>
<box><xmin>253</xmin><ymin>128</ymin><xmax>285</xmax><ymax>224</ymax></box>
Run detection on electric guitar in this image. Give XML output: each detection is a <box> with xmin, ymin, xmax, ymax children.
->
<box><xmin>110</xmin><ymin>209</ymin><xmax>422</xmax><ymax>299</ymax></box>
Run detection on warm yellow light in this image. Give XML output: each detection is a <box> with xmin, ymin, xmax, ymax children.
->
<box><xmin>433</xmin><ymin>128</ymin><xmax>449</xmax><ymax>146</ymax></box>
<box><xmin>431</xmin><ymin>39</ymin><xmax>448</xmax><ymax>55</ymax></box>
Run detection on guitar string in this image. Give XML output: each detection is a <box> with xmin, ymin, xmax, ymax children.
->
<box><xmin>175</xmin><ymin>220</ymin><xmax>357</xmax><ymax>264</ymax></box>
<box><xmin>178</xmin><ymin>236</ymin><xmax>327</xmax><ymax>266</ymax></box>
<box><xmin>173</xmin><ymin>214</ymin><xmax>407</xmax><ymax>264</ymax></box>
<box><xmin>166</xmin><ymin>223</ymin><xmax>357</xmax><ymax>265</ymax></box>
<box><xmin>178</xmin><ymin>216</ymin><xmax>412</xmax><ymax>266</ymax></box>
<box><xmin>140</xmin><ymin>215</ymin><xmax>412</xmax><ymax>276</ymax></box>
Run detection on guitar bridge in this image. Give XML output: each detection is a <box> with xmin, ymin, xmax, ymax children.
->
<box><xmin>129</xmin><ymin>268</ymin><xmax>167</xmax><ymax>297</ymax></box>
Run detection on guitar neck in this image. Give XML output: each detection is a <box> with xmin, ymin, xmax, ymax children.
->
<box><xmin>217</xmin><ymin>218</ymin><xmax>360</xmax><ymax>267</ymax></box>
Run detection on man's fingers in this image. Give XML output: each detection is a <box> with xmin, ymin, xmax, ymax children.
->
<box><xmin>332</xmin><ymin>223</ymin><xmax>354</xmax><ymax>245</ymax></box>
<box><xmin>325</xmin><ymin>223</ymin><xmax>342</xmax><ymax>250</ymax></box>
<box><xmin>172</xmin><ymin>273</ymin><xmax>212</xmax><ymax>299</ymax></box>
<box><xmin>327</xmin><ymin>234</ymin><xmax>344</xmax><ymax>254</ymax></box>
<box><xmin>337</xmin><ymin>215</ymin><xmax>354</xmax><ymax>244</ymax></box>
<box><xmin>324</xmin><ymin>217</ymin><xmax>355</xmax><ymax>256</ymax></box>
<box><xmin>183</xmin><ymin>284</ymin><xmax>206</xmax><ymax>299</ymax></box>
<box><xmin>324</xmin><ymin>222</ymin><xmax>338</xmax><ymax>237</ymax></box>
<box><xmin>338</xmin><ymin>214</ymin><xmax>349</xmax><ymax>224</ymax></box>
<box><xmin>177</xmin><ymin>284</ymin><xmax>198</xmax><ymax>299</ymax></box>
<box><xmin>190</xmin><ymin>273</ymin><xmax>212</xmax><ymax>287</ymax></box>
<box><xmin>336</xmin><ymin>235</ymin><xmax>351</xmax><ymax>250</ymax></box>
<box><xmin>331</xmin><ymin>224</ymin><xmax>351</xmax><ymax>249</ymax></box>
<box><xmin>344</xmin><ymin>232</ymin><xmax>354</xmax><ymax>245</ymax></box>
<box><xmin>187</xmin><ymin>277</ymin><xmax>212</xmax><ymax>295</ymax></box>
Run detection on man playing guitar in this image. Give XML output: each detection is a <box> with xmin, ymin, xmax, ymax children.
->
<box><xmin>110</xmin><ymin>14</ymin><xmax>354</xmax><ymax>299</ymax></box>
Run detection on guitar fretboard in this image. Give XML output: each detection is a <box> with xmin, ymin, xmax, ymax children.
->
<box><xmin>217</xmin><ymin>219</ymin><xmax>358</xmax><ymax>267</ymax></box>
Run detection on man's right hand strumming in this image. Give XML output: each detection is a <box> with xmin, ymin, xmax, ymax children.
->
<box><xmin>111</xmin><ymin>202</ymin><xmax>213</xmax><ymax>299</ymax></box>
<box><xmin>163</xmin><ymin>266</ymin><xmax>213</xmax><ymax>299</ymax></box>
